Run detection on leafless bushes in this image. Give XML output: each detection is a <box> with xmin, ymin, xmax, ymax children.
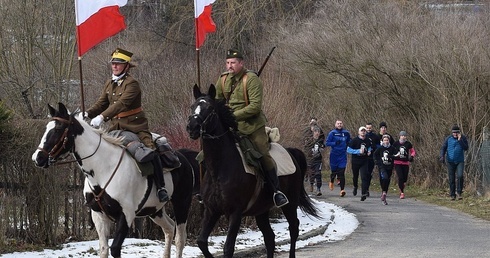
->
<box><xmin>278</xmin><ymin>0</ymin><xmax>490</xmax><ymax>191</ymax></box>
<box><xmin>1</xmin><ymin>0</ymin><xmax>490</xmax><ymax>252</ymax></box>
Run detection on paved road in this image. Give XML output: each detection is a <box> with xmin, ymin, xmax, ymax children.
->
<box><xmin>273</xmin><ymin>184</ymin><xmax>490</xmax><ymax>258</ymax></box>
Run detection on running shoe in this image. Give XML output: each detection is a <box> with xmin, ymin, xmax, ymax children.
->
<box><xmin>381</xmin><ymin>193</ymin><xmax>387</xmax><ymax>205</ymax></box>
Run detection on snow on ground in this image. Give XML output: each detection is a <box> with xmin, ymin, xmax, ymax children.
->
<box><xmin>0</xmin><ymin>199</ymin><xmax>358</xmax><ymax>258</ymax></box>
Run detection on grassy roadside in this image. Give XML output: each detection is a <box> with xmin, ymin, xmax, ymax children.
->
<box><xmin>403</xmin><ymin>185</ymin><xmax>490</xmax><ymax>222</ymax></box>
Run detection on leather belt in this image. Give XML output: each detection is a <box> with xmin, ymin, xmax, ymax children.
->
<box><xmin>116</xmin><ymin>107</ymin><xmax>142</xmax><ymax>118</ymax></box>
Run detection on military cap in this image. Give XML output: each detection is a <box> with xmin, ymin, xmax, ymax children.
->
<box><xmin>110</xmin><ymin>48</ymin><xmax>133</xmax><ymax>63</ymax></box>
<box><xmin>226</xmin><ymin>49</ymin><xmax>243</xmax><ymax>59</ymax></box>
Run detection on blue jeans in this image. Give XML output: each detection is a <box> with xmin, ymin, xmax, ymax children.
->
<box><xmin>447</xmin><ymin>162</ymin><xmax>464</xmax><ymax>197</ymax></box>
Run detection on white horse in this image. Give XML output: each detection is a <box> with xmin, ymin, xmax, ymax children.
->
<box><xmin>32</xmin><ymin>103</ymin><xmax>195</xmax><ymax>258</ymax></box>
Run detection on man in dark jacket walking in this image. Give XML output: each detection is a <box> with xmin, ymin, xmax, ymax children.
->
<box><xmin>439</xmin><ymin>125</ymin><xmax>469</xmax><ymax>200</ymax></box>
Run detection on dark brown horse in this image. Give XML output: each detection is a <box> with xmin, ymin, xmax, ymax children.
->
<box><xmin>186</xmin><ymin>85</ymin><xmax>320</xmax><ymax>258</ymax></box>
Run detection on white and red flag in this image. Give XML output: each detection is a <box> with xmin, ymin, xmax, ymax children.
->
<box><xmin>75</xmin><ymin>0</ymin><xmax>127</xmax><ymax>57</ymax></box>
<box><xmin>194</xmin><ymin>0</ymin><xmax>216</xmax><ymax>49</ymax></box>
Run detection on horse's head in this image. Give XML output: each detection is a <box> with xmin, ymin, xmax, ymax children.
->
<box><xmin>187</xmin><ymin>84</ymin><xmax>238</xmax><ymax>140</ymax></box>
<box><xmin>32</xmin><ymin>103</ymin><xmax>84</xmax><ymax>168</ymax></box>
<box><xmin>187</xmin><ymin>84</ymin><xmax>217</xmax><ymax>140</ymax></box>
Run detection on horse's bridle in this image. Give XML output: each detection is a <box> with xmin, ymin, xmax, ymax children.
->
<box><xmin>37</xmin><ymin>116</ymin><xmax>102</xmax><ymax>166</ymax></box>
<box><xmin>191</xmin><ymin>101</ymin><xmax>229</xmax><ymax>140</ymax></box>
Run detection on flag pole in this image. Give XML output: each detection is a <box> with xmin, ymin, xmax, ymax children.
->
<box><xmin>196</xmin><ymin>49</ymin><xmax>201</xmax><ymax>90</ymax></box>
<box><xmin>194</xmin><ymin>0</ymin><xmax>201</xmax><ymax>90</ymax></box>
<box><xmin>194</xmin><ymin>0</ymin><xmax>204</xmax><ymax>188</ymax></box>
<box><xmin>78</xmin><ymin>57</ymin><xmax>86</xmax><ymax>114</ymax></box>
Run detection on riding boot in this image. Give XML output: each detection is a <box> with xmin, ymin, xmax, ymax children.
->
<box><xmin>152</xmin><ymin>154</ymin><xmax>169</xmax><ymax>202</ymax></box>
<box><xmin>265</xmin><ymin>168</ymin><xmax>289</xmax><ymax>208</ymax></box>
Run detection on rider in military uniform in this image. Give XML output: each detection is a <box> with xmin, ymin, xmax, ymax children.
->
<box><xmin>215</xmin><ymin>49</ymin><xmax>289</xmax><ymax>208</ymax></box>
<box><xmin>86</xmin><ymin>48</ymin><xmax>169</xmax><ymax>202</ymax></box>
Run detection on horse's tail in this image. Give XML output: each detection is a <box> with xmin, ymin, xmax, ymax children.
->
<box><xmin>286</xmin><ymin>147</ymin><xmax>322</xmax><ymax>219</ymax></box>
<box><xmin>285</xmin><ymin>147</ymin><xmax>308</xmax><ymax>178</ymax></box>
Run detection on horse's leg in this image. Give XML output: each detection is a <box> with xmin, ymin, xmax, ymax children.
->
<box><xmin>150</xmin><ymin>209</ymin><xmax>176</xmax><ymax>258</ymax></box>
<box><xmin>171</xmin><ymin>197</ymin><xmax>192</xmax><ymax>257</ymax></box>
<box><xmin>109</xmin><ymin>213</ymin><xmax>131</xmax><ymax>258</ymax></box>
<box><xmin>197</xmin><ymin>209</ymin><xmax>221</xmax><ymax>258</ymax></box>
<box><xmin>91</xmin><ymin>211</ymin><xmax>111</xmax><ymax>258</ymax></box>
<box><xmin>255</xmin><ymin>212</ymin><xmax>275</xmax><ymax>258</ymax></box>
<box><xmin>281</xmin><ymin>205</ymin><xmax>300</xmax><ymax>258</ymax></box>
<box><xmin>223</xmin><ymin>212</ymin><xmax>244</xmax><ymax>258</ymax></box>
<box><xmin>168</xmin><ymin>156</ymin><xmax>193</xmax><ymax>258</ymax></box>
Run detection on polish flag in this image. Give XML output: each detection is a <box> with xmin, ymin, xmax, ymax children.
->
<box><xmin>75</xmin><ymin>0</ymin><xmax>127</xmax><ymax>57</ymax></box>
<box><xmin>194</xmin><ymin>0</ymin><xmax>216</xmax><ymax>49</ymax></box>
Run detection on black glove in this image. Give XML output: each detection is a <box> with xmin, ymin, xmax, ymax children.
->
<box><xmin>409</xmin><ymin>156</ymin><xmax>414</xmax><ymax>162</ymax></box>
<box><xmin>439</xmin><ymin>156</ymin><xmax>445</xmax><ymax>164</ymax></box>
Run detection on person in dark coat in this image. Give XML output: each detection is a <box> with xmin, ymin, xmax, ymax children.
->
<box><xmin>439</xmin><ymin>125</ymin><xmax>469</xmax><ymax>200</ymax></box>
<box><xmin>393</xmin><ymin>131</ymin><xmax>416</xmax><ymax>199</ymax></box>
<box><xmin>303</xmin><ymin>117</ymin><xmax>325</xmax><ymax>186</ymax></box>
<box><xmin>365</xmin><ymin>122</ymin><xmax>380</xmax><ymax>197</ymax></box>
<box><xmin>373</xmin><ymin>134</ymin><xmax>398</xmax><ymax>205</ymax></box>
<box><xmin>377</xmin><ymin>122</ymin><xmax>394</xmax><ymax>146</ymax></box>
<box><xmin>309</xmin><ymin>126</ymin><xmax>325</xmax><ymax>196</ymax></box>
<box><xmin>347</xmin><ymin>126</ymin><xmax>372</xmax><ymax>201</ymax></box>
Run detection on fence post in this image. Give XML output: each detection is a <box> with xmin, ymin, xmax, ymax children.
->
<box><xmin>481</xmin><ymin>126</ymin><xmax>490</xmax><ymax>197</ymax></box>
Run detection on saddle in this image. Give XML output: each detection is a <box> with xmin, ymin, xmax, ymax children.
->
<box><xmin>236</xmin><ymin>127</ymin><xmax>295</xmax><ymax>176</ymax></box>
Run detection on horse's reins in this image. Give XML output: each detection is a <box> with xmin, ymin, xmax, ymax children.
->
<box><xmin>37</xmin><ymin>116</ymin><xmax>103</xmax><ymax>166</ymax></box>
<box><xmin>36</xmin><ymin>116</ymin><xmax>72</xmax><ymax>162</ymax></box>
<box><xmin>87</xmin><ymin>146</ymin><xmax>126</xmax><ymax>222</ymax></box>
<box><xmin>197</xmin><ymin>109</ymin><xmax>229</xmax><ymax>140</ymax></box>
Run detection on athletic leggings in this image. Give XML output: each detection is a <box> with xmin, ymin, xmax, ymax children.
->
<box><xmin>310</xmin><ymin>162</ymin><xmax>323</xmax><ymax>189</ymax></box>
<box><xmin>395</xmin><ymin>164</ymin><xmax>410</xmax><ymax>193</ymax></box>
<box><xmin>379</xmin><ymin>166</ymin><xmax>393</xmax><ymax>192</ymax></box>
<box><xmin>330</xmin><ymin>167</ymin><xmax>346</xmax><ymax>190</ymax></box>
<box><xmin>352</xmin><ymin>162</ymin><xmax>369</xmax><ymax>195</ymax></box>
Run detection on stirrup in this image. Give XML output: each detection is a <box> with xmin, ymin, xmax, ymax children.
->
<box><xmin>273</xmin><ymin>191</ymin><xmax>289</xmax><ymax>208</ymax></box>
<box><xmin>157</xmin><ymin>188</ymin><xmax>170</xmax><ymax>202</ymax></box>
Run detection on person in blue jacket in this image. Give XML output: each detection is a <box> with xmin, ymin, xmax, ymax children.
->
<box><xmin>439</xmin><ymin>125</ymin><xmax>469</xmax><ymax>200</ymax></box>
<box><xmin>325</xmin><ymin>120</ymin><xmax>351</xmax><ymax>197</ymax></box>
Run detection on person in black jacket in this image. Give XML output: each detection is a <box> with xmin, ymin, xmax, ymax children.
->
<box><xmin>393</xmin><ymin>131</ymin><xmax>416</xmax><ymax>199</ymax></box>
<box><xmin>365</xmin><ymin>122</ymin><xmax>380</xmax><ymax>197</ymax></box>
<box><xmin>377</xmin><ymin>122</ymin><xmax>394</xmax><ymax>146</ymax></box>
<box><xmin>303</xmin><ymin>118</ymin><xmax>325</xmax><ymax>187</ymax></box>
<box><xmin>373</xmin><ymin>135</ymin><xmax>398</xmax><ymax>205</ymax></box>
<box><xmin>347</xmin><ymin>126</ymin><xmax>372</xmax><ymax>201</ymax></box>
<box><xmin>309</xmin><ymin>126</ymin><xmax>325</xmax><ymax>196</ymax></box>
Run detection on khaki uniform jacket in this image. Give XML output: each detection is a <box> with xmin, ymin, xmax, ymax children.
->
<box><xmin>86</xmin><ymin>74</ymin><xmax>150</xmax><ymax>134</ymax></box>
<box><xmin>215</xmin><ymin>69</ymin><xmax>267</xmax><ymax>135</ymax></box>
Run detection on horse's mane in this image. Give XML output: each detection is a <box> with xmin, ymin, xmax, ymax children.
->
<box><xmin>71</xmin><ymin>111</ymin><xmax>125</xmax><ymax>146</ymax></box>
<box><xmin>215</xmin><ymin>99</ymin><xmax>238</xmax><ymax>132</ymax></box>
